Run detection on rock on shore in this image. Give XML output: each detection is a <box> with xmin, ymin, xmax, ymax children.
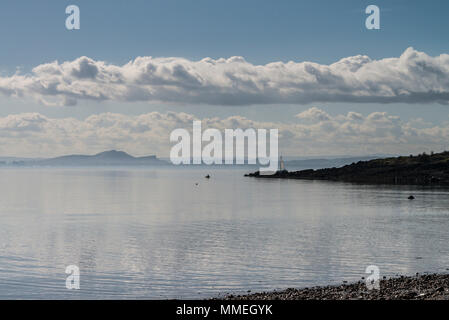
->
<box><xmin>223</xmin><ymin>273</ymin><xmax>449</xmax><ymax>300</ymax></box>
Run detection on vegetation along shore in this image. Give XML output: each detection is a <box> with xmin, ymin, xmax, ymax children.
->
<box><xmin>246</xmin><ymin>151</ymin><xmax>449</xmax><ymax>185</ymax></box>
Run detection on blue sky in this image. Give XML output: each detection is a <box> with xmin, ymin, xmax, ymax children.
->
<box><xmin>0</xmin><ymin>0</ymin><xmax>448</xmax><ymax>157</ymax></box>
<box><xmin>1</xmin><ymin>0</ymin><xmax>448</xmax><ymax>69</ymax></box>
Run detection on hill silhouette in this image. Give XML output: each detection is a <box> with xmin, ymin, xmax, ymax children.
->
<box><xmin>32</xmin><ymin>150</ymin><xmax>168</xmax><ymax>166</ymax></box>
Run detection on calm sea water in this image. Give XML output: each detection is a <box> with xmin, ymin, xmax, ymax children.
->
<box><xmin>1</xmin><ymin>167</ymin><xmax>449</xmax><ymax>299</ymax></box>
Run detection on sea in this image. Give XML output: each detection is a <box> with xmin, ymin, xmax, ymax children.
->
<box><xmin>1</xmin><ymin>167</ymin><xmax>449</xmax><ymax>299</ymax></box>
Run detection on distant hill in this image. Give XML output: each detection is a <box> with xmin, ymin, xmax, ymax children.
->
<box><xmin>246</xmin><ymin>151</ymin><xmax>449</xmax><ymax>186</ymax></box>
<box><xmin>15</xmin><ymin>150</ymin><xmax>168</xmax><ymax>166</ymax></box>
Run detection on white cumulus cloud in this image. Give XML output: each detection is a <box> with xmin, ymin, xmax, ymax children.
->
<box><xmin>0</xmin><ymin>108</ymin><xmax>448</xmax><ymax>158</ymax></box>
<box><xmin>0</xmin><ymin>48</ymin><xmax>449</xmax><ymax>106</ymax></box>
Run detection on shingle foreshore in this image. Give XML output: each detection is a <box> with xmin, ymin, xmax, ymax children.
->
<box><xmin>222</xmin><ymin>273</ymin><xmax>449</xmax><ymax>300</ymax></box>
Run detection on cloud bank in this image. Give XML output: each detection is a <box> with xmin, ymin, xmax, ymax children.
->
<box><xmin>1</xmin><ymin>108</ymin><xmax>448</xmax><ymax>157</ymax></box>
<box><xmin>1</xmin><ymin>48</ymin><xmax>449</xmax><ymax>106</ymax></box>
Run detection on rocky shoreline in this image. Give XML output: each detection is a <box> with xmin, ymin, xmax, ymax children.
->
<box><xmin>223</xmin><ymin>273</ymin><xmax>449</xmax><ymax>300</ymax></box>
<box><xmin>245</xmin><ymin>151</ymin><xmax>449</xmax><ymax>186</ymax></box>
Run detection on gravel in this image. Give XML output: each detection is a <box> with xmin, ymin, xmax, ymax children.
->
<box><xmin>222</xmin><ymin>273</ymin><xmax>449</xmax><ymax>300</ymax></box>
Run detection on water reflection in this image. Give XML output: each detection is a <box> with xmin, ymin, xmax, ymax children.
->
<box><xmin>0</xmin><ymin>167</ymin><xmax>449</xmax><ymax>299</ymax></box>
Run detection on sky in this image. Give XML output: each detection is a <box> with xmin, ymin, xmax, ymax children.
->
<box><xmin>0</xmin><ymin>0</ymin><xmax>448</xmax><ymax>157</ymax></box>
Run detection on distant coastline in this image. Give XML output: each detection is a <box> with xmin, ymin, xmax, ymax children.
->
<box><xmin>0</xmin><ymin>152</ymin><xmax>389</xmax><ymax>169</ymax></box>
<box><xmin>0</xmin><ymin>150</ymin><xmax>168</xmax><ymax>167</ymax></box>
<box><xmin>246</xmin><ymin>151</ymin><xmax>449</xmax><ymax>186</ymax></box>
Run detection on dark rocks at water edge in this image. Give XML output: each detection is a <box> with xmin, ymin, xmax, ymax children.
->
<box><xmin>223</xmin><ymin>273</ymin><xmax>449</xmax><ymax>300</ymax></box>
<box><xmin>245</xmin><ymin>151</ymin><xmax>449</xmax><ymax>185</ymax></box>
